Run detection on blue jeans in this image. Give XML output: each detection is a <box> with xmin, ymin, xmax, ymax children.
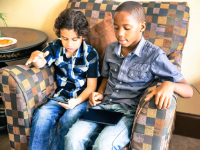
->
<box><xmin>65</xmin><ymin>104</ymin><xmax>136</xmax><ymax>150</ymax></box>
<box><xmin>28</xmin><ymin>96</ymin><xmax>87</xmax><ymax>150</ymax></box>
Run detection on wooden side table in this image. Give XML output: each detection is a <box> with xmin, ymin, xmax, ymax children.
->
<box><xmin>0</xmin><ymin>27</ymin><xmax>48</xmax><ymax>131</ymax></box>
<box><xmin>0</xmin><ymin>27</ymin><xmax>48</xmax><ymax>67</ymax></box>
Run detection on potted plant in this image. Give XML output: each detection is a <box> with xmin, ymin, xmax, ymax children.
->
<box><xmin>0</xmin><ymin>13</ymin><xmax>7</xmax><ymax>26</ymax></box>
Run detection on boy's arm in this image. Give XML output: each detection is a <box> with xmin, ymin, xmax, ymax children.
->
<box><xmin>145</xmin><ymin>78</ymin><xmax>193</xmax><ymax>109</ymax></box>
<box><xmin>25</xmin><ymin>50</ymin><xmax>49</xmax><ymax>68</ymax></box>
<box><xmin>59</xmin><ymin>78</ymin><xmax>97</xmax><ymax>109</ymax></box>
<box><xmin>89</xmin><ymin>77</ymin><xmax>108</xmax><ymax>106</ymax></box>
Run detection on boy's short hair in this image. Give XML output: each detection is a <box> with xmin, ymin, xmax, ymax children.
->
<box><xmin>115</xmin><ymin>1</ymin><xmax>146</xmax><ymax>22</ymax></box>
<box><xmin>54</xmin><ymin>8</ymin><xmax>89</xmax><ymax>38</ymax></box>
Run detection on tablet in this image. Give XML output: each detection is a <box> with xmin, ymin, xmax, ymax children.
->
<box><xmin>79</xmin><ymin>108</ymin><xmax>124</xmax><ymax>126</ymax></box>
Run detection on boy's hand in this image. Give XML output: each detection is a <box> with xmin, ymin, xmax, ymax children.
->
<box><xmin>25</xmin><ymin>51</ymin><xmax>49</xmax><ymax>65</ymax></box>
<box><xmin>58</xmin><ymin>98</ymin><xmax>78</xmax><ymax>109</ymax></box>
<box><xmin>145</xmin><ymin>81</ymin><xmax>174</xmax><ymax>109</ymax></box>
<box><xmin>89</xmin><ymin>92</ymin><xmax>103</xmax><ymax>106</ymax></box>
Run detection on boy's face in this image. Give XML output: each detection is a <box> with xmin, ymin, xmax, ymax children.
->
<box><xmin>60</xmin><ymin>29</ymin><xmax>83</xmax><ymax>56</ymax></box>
<box><xmin>114</xmin><ymin>11</ymin><xmax>146</xmax><ymax>49</ymax></box>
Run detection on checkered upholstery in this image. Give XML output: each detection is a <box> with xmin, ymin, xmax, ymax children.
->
<box><xmin>66</xmin><ymin>0</ymin><xmax>189</xmax><ymax>150</ymax></box>
<box><xmin>130</xmin><ymin>81</ymin><xmax>177</xmax><ymax>150</ymax></box>
<box><xmin>0</xmin><ymin>65</ymin><xmax>56</xmax><ymax>150</ymax></box>
<box><xmin>0</xmin><ymin>1</ymin><xmax>189</xmax><ymax>150</ymax></box>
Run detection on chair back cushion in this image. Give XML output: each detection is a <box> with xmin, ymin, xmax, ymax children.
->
<box><xmin>67</xmin><ymin>0</ymin><xmax>189</xmax><ymax>56</ymax></box>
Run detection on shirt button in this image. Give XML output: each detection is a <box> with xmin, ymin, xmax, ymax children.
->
<box><xmin>115</xmin><ymin>69</ymin><xmax>117</xmax><ymax>72</ymax></box>
<box><xmin>120</xmin><ymin>82</ymin><xmax>122</xmax><ymax>84</ymax></box>
<box><xmin>131</xmin><ymin>74</ymin><xmax>133</xmax><ymax>76</ymax></box>
<box><xmin>125</xmin><ymin>59</ymin><xmax>128</xmax><ymax>62</ymax></box>
<box><xmin>121</xmin><ymin>72</ymin><xmax>123</xmax><ymax>75</ymax></box>
<box><xmin>116</xmin><ymin>90</ymin><xmax>119</xmax><ymax>92</ymax></box>
<box><xmin>110</xmin><ymin>99</ymin><xmax>112</xmax><ymax>101</ymax></box>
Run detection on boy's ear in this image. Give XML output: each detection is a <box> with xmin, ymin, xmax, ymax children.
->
<box><xmin>140</xmin><ymin>21</ymin><xmax>146</xmax><ymax>32</ymax></box>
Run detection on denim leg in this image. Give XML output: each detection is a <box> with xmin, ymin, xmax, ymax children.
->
<box><xmin>92</xmin><ymin>104</ymin><xmax>136</xmax><ymax>150</ymax></box>
<box><xmin>29</xmin><ymin>97</ymin><xmax>66</xmax><ymax>150</ymax></box>
<box><xmin>64</xmin><ymin>105</ymin><xmax>104</xmax><ymax>150</ymax></box>
<box><xmin>51</xmin><ymin>101</ymin><xmax>87</xmax><ymax>150</ymax></box>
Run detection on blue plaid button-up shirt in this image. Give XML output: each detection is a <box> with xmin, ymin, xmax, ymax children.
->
<box><xmin>100</xmin><ymin>36</ymin><xmax>183</xmax><ymax>110</ymax></box>
<box><xmin>43</xmin><ymin>39</ymin><xmax>100</xmax><ymax>99</ymax></box>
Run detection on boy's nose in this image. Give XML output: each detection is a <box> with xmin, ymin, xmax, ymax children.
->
<box><xmin>118</xmin><ymin>28</ymin><xmax>125</xmax><ymax>37</ymax></box>
<box><xmin>67</xmin><ymin>40</ymin><xmax>73</xmax><ymax>47</ymax></box>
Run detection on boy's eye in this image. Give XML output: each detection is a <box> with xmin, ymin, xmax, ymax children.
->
<box><xmin>124</xmin><ymin>28</ymin><xmax>130</xmax><ymax>30</ymax></box>
<box><xmin>73</xmin><ymin>38</ymin><xmax>78</xmax><ymax>41</ymax></box>
<box><xmin>114</xmin><ymin>27</ymin><xmax>119</xmax><ymax>30</ymax></box>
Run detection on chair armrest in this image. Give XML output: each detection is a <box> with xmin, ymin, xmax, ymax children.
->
<box><xmin>130</xmin><ymin>80</ymin><xmax>177</xmax><ymax>150</ymax></box>
<box><xmin>0</xmin><ymin>64</ymin><xmax>57</xmax><ymax>140</ymax></box>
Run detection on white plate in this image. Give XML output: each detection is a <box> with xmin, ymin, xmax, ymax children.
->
<box><xmin>0</xmin><ymin>37</ymin><xmax>17</xmax><ymax>47</ymax></box>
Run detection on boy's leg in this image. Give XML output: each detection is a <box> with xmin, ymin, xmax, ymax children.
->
<box><xmin>28</xmin><ymin>97</ymin><xmax>66</xmax><ymax>150</ymax></box>
<box><xmin>92</xmin><ymin>104</ymin><xmax>136</xmax><ymax>150</ymax></box>
<box><xmin>51</xmin><ymin>101</ymin><xmax>87</xmax><ymax>150</ymax></box>
<box><xmin>64</xmin><ymin>105</ymin><xmax>104</xmax><ymax>150</ymax></box>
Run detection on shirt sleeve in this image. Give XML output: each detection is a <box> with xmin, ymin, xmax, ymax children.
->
<box><xmin>151</xmin><ymin>52</ymin><xmax>184</xmax><ymax>83</ymax></box>
<box><xmin>42</xmin><ymin>43</ymin><xmax>55</xmax><ymax>67</ymax></box>
<box><xmin>101</xmin><ymin>47</ymin><xmax>109</xmax><ymax>78</ymax></box>
<box><xmin>86</xmin><ymin>47</ymin><xmax>100</xmax><ymax>78</ymax></box>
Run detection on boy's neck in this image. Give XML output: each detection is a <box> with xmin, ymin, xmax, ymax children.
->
<box><xmin>121</xmin><ymin>42</ymin><xmax>139</xmax><ymax>57</ymax></box>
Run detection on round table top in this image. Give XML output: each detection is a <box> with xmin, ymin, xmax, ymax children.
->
<box><xmin>0</xmin><ymin>27</ymin><xmax>48</xmax><ymax>62</ymax></box>
<box><xmin>0</xmin><ymin>27</ymin><xmax>48</xmax><ymax>53</ymax></box>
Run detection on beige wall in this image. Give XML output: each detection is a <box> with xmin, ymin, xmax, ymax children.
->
<box><xmin>1</xmin><ymin>0</ymin><xmax>200</xmax><ymax>115</ymax></box>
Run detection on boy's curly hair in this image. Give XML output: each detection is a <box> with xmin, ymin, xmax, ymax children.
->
<box><xmin>54</xmin><ymin>8</ymin><xmax>89</xmax><ymax>39</ymax></box>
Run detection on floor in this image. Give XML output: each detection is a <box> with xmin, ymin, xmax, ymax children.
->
<box><xmin>1</xmin><ymin>129</ymin><xmax>200</xmax><ymax>150</ymax></box>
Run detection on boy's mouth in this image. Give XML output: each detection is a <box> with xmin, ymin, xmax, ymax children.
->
<box><xmin>118</xmin><ymin>40</ymin><xmax>127</xmax><ymax>45</ymax></box>
<box><xmin>66</xmin><ymin>48</ymin><xmax>74</xmax><ymax>52</ymax></box>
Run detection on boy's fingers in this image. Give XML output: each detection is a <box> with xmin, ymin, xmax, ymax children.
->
<box><xmin>162</xmin><ymin>97</ymin><xmax>168</xmax><ymax>109</ymax></box>
<box><xmin>154</xmin><ymin>93</ymin><xmax>160</xmax><ymax>106</ymax></box>
<box><xmin>145</xmin><ymin>91</ymin><xmax>154</xmax><ymax>101</ymax></box>
<box><xmin>38</xmin><ymin>53</ymin><xmax>44</xmax><ymax>58</ymax></box>
<box><xmin>158</xmin><ymin>95</ymin><xmax>164</xmax><ymax>109</ymax></box>
<box><xmin>33</xmin><ymin>57</ymin><xmax>39</xmax><ymax>62</ymax></box>
<box><xmin>167</xmin><ymin>97</ymin><xmax>171</xmax><ymax>108</ymax></box>
<box><xmin>95</xmin><ymin>101</ymin><xmax>101</xmax><ymax>105</ymax></box>
<box><xmin>43</xmin><ymin>51</ymin><xmax>49</xmax><ymax>57</ymax></box>
<box><xmin>25</xmin><ymin>60</ymin><xmax>31</xmax><ymax>65</ymax></box>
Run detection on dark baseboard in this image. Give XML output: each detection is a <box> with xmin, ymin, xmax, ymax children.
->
<box><xmin>174</xmin><ymin>111</ymin><xmax>200</xmax><ymax>139</ymax></box>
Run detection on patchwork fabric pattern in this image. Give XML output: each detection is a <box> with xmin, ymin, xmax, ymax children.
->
<box><xmin>0</xmin><ymin>65</ymin><xmax>57</xmax><ymax>150</ymax></box>
<box><xmin>129</xmin><ymin>81</ymin><xmax>177</xmax><ymax>150</ymax></box>
<box><xmin>67</xmin><ymin>0</ymin><xmax>189</xmax><ymax>55</ymax></box>
<box><xmin>0</xmin><ymin>1</ymin><xmax>189</xmax><ymax>150</ymax></box>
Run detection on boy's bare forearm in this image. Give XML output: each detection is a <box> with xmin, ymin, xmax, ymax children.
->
<box><xmin>97</xmin><ymin>77</ymin><xmax>108</xmax><ymax>95</ymax></box>
<box><xmin>171</xmin><ymin>79</ymin><xmax>193</xmax><ymax>98</ymax></box>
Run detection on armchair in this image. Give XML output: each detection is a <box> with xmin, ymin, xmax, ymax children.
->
<box><xmin>0</xmin><ymin>1</ymin><xmax>189</xmax><ymax>150</ymax></box>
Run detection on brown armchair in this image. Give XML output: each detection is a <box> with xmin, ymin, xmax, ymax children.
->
<box><xmin>0</xmin><ymin>1</ymin><xmax>189</xmax><ymax>150</ymax></box>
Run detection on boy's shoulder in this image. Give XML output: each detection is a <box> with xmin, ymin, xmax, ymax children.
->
<box><xmin>83</xmin><ymin>41</ymin><xmax>98</xmax><ymax>55</ymax></box>
<box><xmin>49</xmin><ymin>38</ymin><xmax>62</xmax><ymax>46</ymax></box>
<box><xmin>143</xmin><ymin>40</ymin><xmax>166</xmax><ymax>57</ymax></box>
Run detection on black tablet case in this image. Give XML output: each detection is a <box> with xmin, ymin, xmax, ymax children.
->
<box><xmin>80</xmin><ymin>108</ymin><xmax>124</xmax><ymax>125</ymax></box>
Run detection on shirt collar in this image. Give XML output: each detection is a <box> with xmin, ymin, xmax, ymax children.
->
<box><xmin>115</xmin><ymin>36</ymin><xmax>146</xmax><ymax>58</ymax></box>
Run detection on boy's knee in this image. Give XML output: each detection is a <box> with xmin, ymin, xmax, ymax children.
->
<box><xmin>64</xmin><ymin>132</ymin><xmax>80</xmax><ymax>145</ymax></box>
<box><xmin>93</xmin><ymin>140</ymin><xmax>112</xmax><ymax>150</ymax></box>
